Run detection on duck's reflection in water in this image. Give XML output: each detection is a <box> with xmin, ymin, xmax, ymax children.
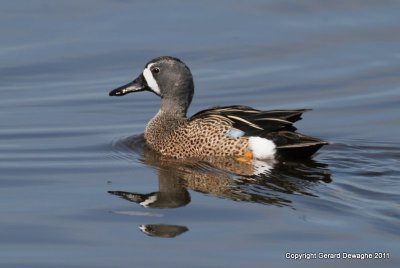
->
<box><xmin>139</xmin><ymin>224</ymin><xmax>189</xmax><ymax>238</ymax></box>
<box><xmin>109</xmin><ymin>135</ymin><xmax>331</xmax><ymax>238</ymax></box>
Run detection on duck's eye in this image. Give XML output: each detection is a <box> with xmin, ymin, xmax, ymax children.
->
<box><xmin>152</xmin><ymin>67</ymin><xmax>160</xmax><ymax>74</ymax></box>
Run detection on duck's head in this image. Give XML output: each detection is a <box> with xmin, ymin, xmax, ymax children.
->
<box><xmin>109</xmin><ymin>56</ymin><xmax>194</xmax><ymax>115</ymax></box>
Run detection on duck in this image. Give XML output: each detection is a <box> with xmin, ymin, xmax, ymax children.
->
<box><xmin>109</xmin><ymin>56</ymin><xmax>328</xmax><ymax>160</ymax></box>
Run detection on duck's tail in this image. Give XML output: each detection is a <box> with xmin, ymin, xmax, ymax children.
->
<box><xmin>268</xmin><ymin>132</ymin><xmax>328</xmax><ymax>158</ymax></box>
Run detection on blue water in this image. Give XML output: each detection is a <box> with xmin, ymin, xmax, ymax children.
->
<box><xmin>1</xmin><ymin>1</ymin><xmax>399</xmax><ymax>267</ymax></box>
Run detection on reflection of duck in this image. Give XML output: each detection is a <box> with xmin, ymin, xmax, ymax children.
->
<box><xmin>109</xmin><ymin>172</ymin><xmax>190</xmax><ymax>209</ymax></box>
<box><xmin>139</xmin><ymin>224</ymin><xmax>188</xmax><ymax>238</ymax></box>
<box><xmin>109</xmin><ymin>135</ymin><xmax>331</xmax><ymax>237</ymax></box>
<box><xmin>109</xmin><ymin>56</ymin><xmax>327</xmax><ymax>160</ymax></box>
<box><xmin>110</xmin><ymin>135</ymin><xmax>332</xmax><ymax>208</ymax></box>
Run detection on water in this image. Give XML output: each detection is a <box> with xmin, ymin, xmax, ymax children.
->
<box><xmin>1</xmin><ymin>0</ymin><xmax>399</xmax><ymax>267</ymax></box>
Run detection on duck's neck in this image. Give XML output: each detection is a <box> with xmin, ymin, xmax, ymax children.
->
<box><xmin>160</xmin><ymin>98</ymin><xmax>189</xmax><ymax>118</ymax></box>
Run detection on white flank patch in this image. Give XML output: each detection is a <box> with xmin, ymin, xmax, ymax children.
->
<box><xmin>143</xmin><ymin>63</ymin><xmax>161</xmax><ymax>95</ymax></box>
<box><xmin>248</xmin><ymin>136</ymin><xmax>276</xmax><ymax>159</ymax></box>
<box><xmin>139</xmin><ymin>195</ymin><xmax>158</xmax><ymax>208</ymax></box>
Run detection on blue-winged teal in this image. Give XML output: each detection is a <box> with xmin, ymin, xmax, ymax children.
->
<box><xmin>109</xmin><ymin>56</ymin><xmax>328</xmax><ymax>160</ymax></box>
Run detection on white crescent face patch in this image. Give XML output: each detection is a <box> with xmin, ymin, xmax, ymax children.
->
<box><xmin>143</xmin><ymin>63</ymin><xmax>161</xmax><ymax>95</ymax></box>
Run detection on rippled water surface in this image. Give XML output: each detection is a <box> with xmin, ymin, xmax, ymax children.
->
<box><xmin>1</xmin><ymin>1</ymin><xmax>400</xmax><ymax>267</ymax></box>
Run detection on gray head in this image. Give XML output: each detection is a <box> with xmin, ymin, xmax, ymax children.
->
<box><xmin>109</xmin><ymin>56</ymin><xmax>194</xmax><ymax>116</ymax></box>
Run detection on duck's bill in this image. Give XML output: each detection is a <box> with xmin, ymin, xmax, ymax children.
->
<box><xmin>109</xmin><ymin>74</ymin><xmax>148</xmax><ymax>96</ymax></box>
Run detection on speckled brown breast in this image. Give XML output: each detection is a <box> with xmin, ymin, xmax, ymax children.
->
<box><xmin>144</xmin><ymin>111</ymin><xmax>249</xmax><ymax>158</ymax></box>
